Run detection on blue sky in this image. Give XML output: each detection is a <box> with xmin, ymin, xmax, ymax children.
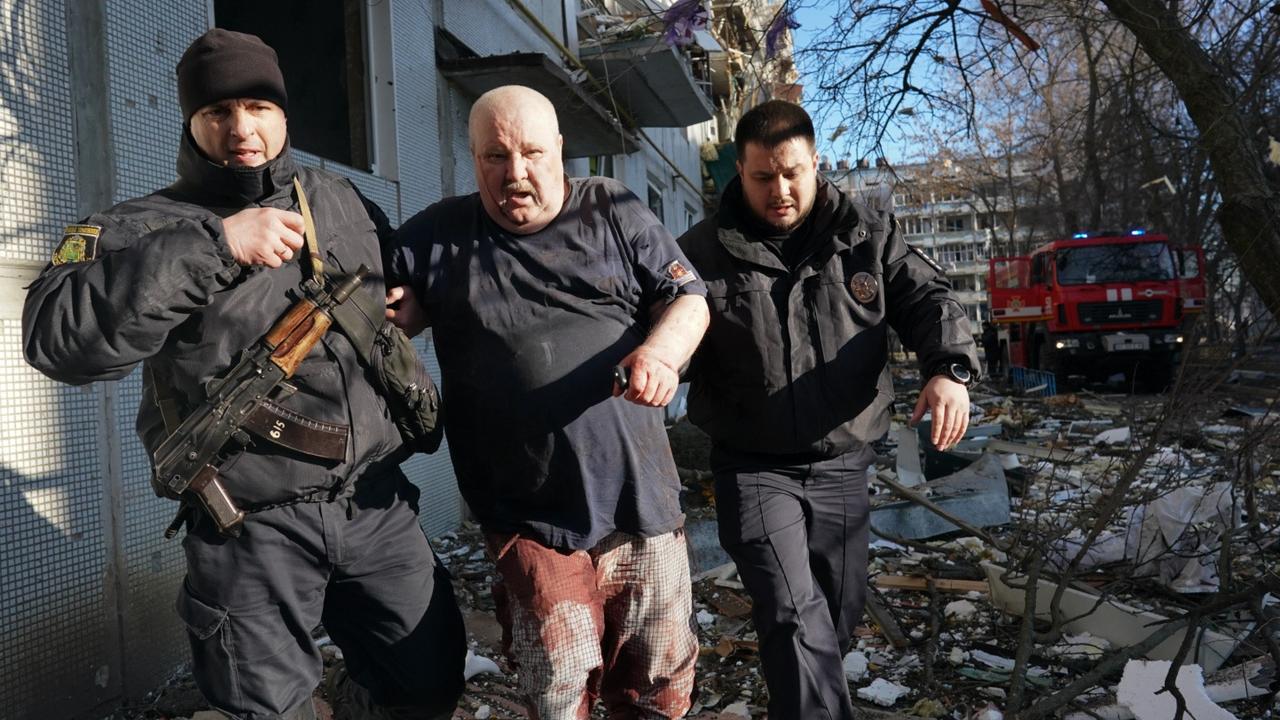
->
<box><xmin>791</xmin><ymin>3</ymin><xmax>915</xmax><ymax>165</ymax></box>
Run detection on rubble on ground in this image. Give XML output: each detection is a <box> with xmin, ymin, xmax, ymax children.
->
<box><xmin>664</xmin><ymin>356</ymin><xmax>1279</xmax><ymax>719</ymax></box>
<box><xmin>109</xmin><ymin>354</ymin><xmax>1280</xmax><ymax>719</ymax></box>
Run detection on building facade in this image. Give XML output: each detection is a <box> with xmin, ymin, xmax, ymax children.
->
<box><xmin>825</xmin><ymin>154</ymin><xmax>1054</xmax><ymax>324</ymax></box>
<box><xmin>0</xmin><ymin>2</ymin><xmax>714</xmax><ymax>717</ymax></box>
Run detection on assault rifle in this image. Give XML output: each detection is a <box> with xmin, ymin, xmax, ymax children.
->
<box><xmin>152</xmin><ymin>266</ymin><xmax>369</xmax><ymax>538</ymax></box>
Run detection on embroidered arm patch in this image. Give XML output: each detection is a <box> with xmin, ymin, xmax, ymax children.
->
<box><xmin>664</xmin><ymin>259</ymin><xmax>697</xmax><ymax>287</ymax></box>
<box><xmin>51</xmin><ymin>224</ymin><xmax>102</xmax><ymax>265</ymax></box>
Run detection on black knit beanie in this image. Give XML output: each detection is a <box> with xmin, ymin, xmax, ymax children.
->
<box><xmin>177</xmin><ymin>29</ymin><xmax>288</xmax><ymax>120</ymax></box>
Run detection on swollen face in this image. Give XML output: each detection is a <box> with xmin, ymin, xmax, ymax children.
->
<box><xmin>473</xmin><ymin>113</ymin><xmax>566</xmax><ymax>235</ymax></box>
<box><xmin>189</xmin><ymin>98</ymin><xmax>287</xmax><ymax>168</ymax></box>
<box><xmin>737</xmin><ymin>138</ymin><xmax>819</xmax><ymax>233</ymax></box>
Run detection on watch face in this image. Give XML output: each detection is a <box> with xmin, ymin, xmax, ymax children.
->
<box><xmin>950</xmin><ymin>363</ymin><xmax>972</xmax><ymax>383</ymax></box>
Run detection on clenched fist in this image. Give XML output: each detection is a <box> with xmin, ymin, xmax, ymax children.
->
<box><xmin>223</xmin><ymin>207</ymin><xmax>305</xmax><ymax>268</ymax></box>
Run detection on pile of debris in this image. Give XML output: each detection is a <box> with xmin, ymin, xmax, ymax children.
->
<box><xmin>112</xmin><ymin>360</ymin><xmax>1280</xmax><ymax>720</ymax></box>
<box><xmin>668</xmin><ymin>362</ymin><xmax>1279</xmax><ymax>719</ymax></box>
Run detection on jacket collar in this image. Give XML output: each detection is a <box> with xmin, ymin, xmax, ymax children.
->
<box><xmin>171</xmin><ymin>128</ymin><xmax>299</xmax><ymax>208</ymax></box>
<box><xmin>716</xmin><ymin>175</ymin><xmax>861</xmax><ymax>272</ymax></box>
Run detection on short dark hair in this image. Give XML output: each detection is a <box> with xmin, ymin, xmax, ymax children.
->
<box><xmin>734</xmin><ymin>100</ymin><xmax>815</xmax><ymax>157</ymax></box>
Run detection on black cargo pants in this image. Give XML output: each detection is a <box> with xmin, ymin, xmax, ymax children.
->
<box><xmin>711</xmin><ymin>445</ymin><xmax>873</xmax><ymax>720</ymax></box>
<box><xmin>176</xmin><ymin>472</ymin><xmax>466</xmax><ymax>720</ymax></box>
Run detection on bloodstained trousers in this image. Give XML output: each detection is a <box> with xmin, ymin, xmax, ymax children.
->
<box><xmin>177</xmin><ymin>475</ymin><xmax>467</xmax><ymax>720</ymax></box>
<box><xmin>711</xmin><ymin>446</ymin><xmax>874</xmax><ymax>720</ymax></box>
<box><xmin>486</xmin><ymin>528</ymin><xmax>699</xmax><ymax>720</ymax></box>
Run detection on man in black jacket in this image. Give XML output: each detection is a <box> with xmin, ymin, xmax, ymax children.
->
<box><xmin>677</xmin><ymin>101</ymin><xmax>979</xmax><ymax>719</ymax></box>
<box><xmin>22</xmin><ymin>29</ymin><xmax>464</xmax><ymax>720</ymax></box>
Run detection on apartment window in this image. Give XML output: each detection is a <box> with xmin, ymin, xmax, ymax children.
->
<box><xmin>216</xmin><ymin>0</ymin><xmax>388</xmax><ymax>173</ymax></box>
<box><xmin>938</xmin><ymin>215</ymin><xmax>967</xmax><ymax>233</ymax></box>
<box><xmin>589</xmin><ymin>155</ymin><xmax>615</xmax><ymax>178</ymax></box>
<box><xmin>684</xmin><ymin>205</ymin><xmax>697</xmax><ymax>232</ymax></box>
<box><xmin>647</xmin><ymin>183</ymin><xmax>664</xmax><ymax>224</ymax></box>
<box><xmin>938</xmin><ymin>244</ymin><xmax>977</xmax><ymax>266</ymax></box>
<box><xmin>901</xmin><ymin>216</ymin><xmax>932</xmax><ymax>236</ymax></box>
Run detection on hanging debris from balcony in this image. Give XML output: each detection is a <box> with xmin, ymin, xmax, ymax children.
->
<box><xmin>662</xmin><ymin>0</ymin><xmax>708</xmax><ymax>49</ymax></box>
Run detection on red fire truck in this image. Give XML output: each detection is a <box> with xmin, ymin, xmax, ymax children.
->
<box><xmin>987</xmin><ymin>230</ymin><xmax>1205</xmax><ymax>388</ymax></box>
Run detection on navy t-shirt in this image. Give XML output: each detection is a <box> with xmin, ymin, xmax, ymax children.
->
<box><xmin>390</xmin><ymin>177</ymin><xmax>707</xmax><ymax>550</ymax></box>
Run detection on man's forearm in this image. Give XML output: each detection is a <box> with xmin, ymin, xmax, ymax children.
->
<box><xmin>642</xmin><ymin>294</ymin><xmax>709</xmax><ymax>371</ymax></box>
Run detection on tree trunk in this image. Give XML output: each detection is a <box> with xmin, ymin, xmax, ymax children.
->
<box><xmin>1080</xmin><ymin>25</ymin><xmax>1107</xmax><ymax>229</ymax></box>
<box><xmin>1102</xmin><ymin>0</ymin><xmax>1280</xmax><ymax>323</ymax></box>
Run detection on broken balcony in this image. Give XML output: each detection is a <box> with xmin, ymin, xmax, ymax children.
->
<box><xmin>579</xmin><ymin>36</ymin><xmax>715</xmax><ymax>127</ymax></box>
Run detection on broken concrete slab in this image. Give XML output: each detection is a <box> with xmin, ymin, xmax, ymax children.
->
<box><xmin>843</xmin><ymin>650</ymin><xmax>869</xmax><ymax>682</ymax></box>
<box><xmin>1128</xmin><ymin>482</ymin><xmax>1240</xmax><ymax>593</ymax></box>
<box><xmin>1064</xmin><ymin>657</ymin><xmax>1274</xmax><ymax>720</ymax></box>
<box><xmin>856</xmin><ymin>678</ymin><xmax>911</xmax><ymax>707</ymax></box>
<box><xmin>944</xmin><ymin>599</ymin><xmax>978</xmax><ymax>621</ymax></box>
<box><xmin>871</xmin><ymin>454</ymin><xmax>1010</xmax><ymax>540</ymax></box>
<box><xmin>982</xmin><ymin>562</ymin><xmax>1243</xmax><ymax>672</ymax></box>
<box><xmin>895</xmin><ymin>426</ymin><xmax>926</xmax><ymax>487</ymax></box>
<box><xmin>1116</xmin><ymin>660</ymin><xmax>1238</xmax><ymax>720</ymax></box>
<box><xmin>464</xmin><ymin>649</ymin><xmax>503</xmax><ymax>680</ymax></box>
<box><xmin>1093</xmin><ymin>427</ymin><xmax>1132</xmax><ymax>445</ymax></box>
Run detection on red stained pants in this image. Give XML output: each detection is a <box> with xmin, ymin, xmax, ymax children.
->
<box><xmin>487</xmin><ymin>528</ymin><xmax>698</xmax><ymax>720</ymax></box>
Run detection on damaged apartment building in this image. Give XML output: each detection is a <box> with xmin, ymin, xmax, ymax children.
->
<box><xmin>0</xmin><ymin>1</ymin><xmax>730</xmax><ymax>716</ymax></box>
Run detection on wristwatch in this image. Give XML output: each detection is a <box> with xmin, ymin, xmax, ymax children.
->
<box><xmin>933</xmin><ymin>362</ymin><xmax>974</xmax><ymax>387</ymax></box>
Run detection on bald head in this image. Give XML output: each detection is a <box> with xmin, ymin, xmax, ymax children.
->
<box><xmin>469</xmin><ymin>85</ymin><xmax>567</xmax><ymax>235</ymax></box>
<box><xmin>469</xmin><ymin>85</ymin><xmax>560</xmax><ymax>150</ymax></box>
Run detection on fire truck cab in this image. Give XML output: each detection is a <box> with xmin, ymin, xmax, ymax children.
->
<box><xmin>988</xmin><ymin>230</ymin><xmax>1203</xmax><ymax>389</ymax></box>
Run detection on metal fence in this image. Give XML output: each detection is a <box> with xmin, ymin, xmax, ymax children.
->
<box><xmin>1009</xmin><ymin>366</ymin><xmax>1058</xmax><ymax>397</ymax></box>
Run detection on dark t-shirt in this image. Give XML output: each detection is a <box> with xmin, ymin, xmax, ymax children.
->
<box><xmin>391</xmin><ymin>177</ymin><xmax>707</xmax><ymax>550</ymax></box>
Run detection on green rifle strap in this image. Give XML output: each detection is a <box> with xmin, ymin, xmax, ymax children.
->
<box><xmin>292</xmin><ymin>177</ymin><xmax>325</xmax><ymax>283</ymax></box>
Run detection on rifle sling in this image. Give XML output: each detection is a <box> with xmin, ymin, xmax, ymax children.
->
<box><xmin>293</xmin><ymin>177</ymin><xmax>325</xmax><ymax>282</ymax></box>
<box><xmin>290</xmin><ymin>178</ymin><xmax>381</xmax><ymax>370</ymax></box>
<box><xmin>241</xmin><ymin>399</ymin><xmax>349</xmax><ymax>461</ymax></box>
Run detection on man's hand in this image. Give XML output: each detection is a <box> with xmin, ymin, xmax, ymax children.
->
<box><xmin>614</xmin><ymin>346</ymin><xmax>680</xmax><ymax>407</ymax></box>
<box><xmin>386</xmin><ymin>285</ymin><xmax>429</xmax><ymax>337</ymax></box>
<box><xmin>222</xmin><ymin>208</ymin><xmax>305</xmax><ymax>268</ymax></box>
<box><xmin>910</xmin><ymin>375</ymin><xmax>971</xmax><ymax>450</ymax></box>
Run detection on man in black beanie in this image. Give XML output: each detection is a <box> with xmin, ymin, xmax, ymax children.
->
<box><xmin>23</xmin><ymin>28</ymin><xmax>465</xmax><ymax>720</ymax></box>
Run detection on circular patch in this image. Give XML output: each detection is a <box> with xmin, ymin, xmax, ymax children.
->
<box><xmin>850</xmin><ymin>272</ymin><xmax>878</xmax><ymax>303</ymax></box>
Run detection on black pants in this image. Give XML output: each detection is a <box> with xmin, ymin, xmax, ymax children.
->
<box><xmin>176</xmin><ymin>473</ymin><xmax>466</xmax><ymax>720</ymax></box>
<box><xmin>711</xmin><ymin>446</ymin><xmax>873</xmax><ymax>720</ymax></box>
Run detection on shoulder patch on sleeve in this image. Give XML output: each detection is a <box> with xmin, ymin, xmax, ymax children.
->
<box><xmin>664</xmin><ymin>259</ymin><xmax>697</xmax><ymax>287</ymax></box>
<box><xmin>908</xmin><ymin>244</ymin><xmax>945</xmax><ymax>275</ymax></box>
<box><xmin>51</xmin><ymin>224</ymin><xmax>102</xmax><ymax>265</ymax></box>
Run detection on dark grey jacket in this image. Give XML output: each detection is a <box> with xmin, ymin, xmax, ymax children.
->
<box><xmin>23</xmin><ymin>133</ymin><xmax>405</xmax><ymax>508</ymax></box>
<box><xmin>678</xmin><ymin>177</ymin><xmax>979</xmax><ymax>458</ymax></box>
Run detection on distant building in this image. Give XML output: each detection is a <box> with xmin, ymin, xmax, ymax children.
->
<box><xmin>826</xmin><ymin>154</ymin><xmax>1057</xmax><ymax>324</ymax></box>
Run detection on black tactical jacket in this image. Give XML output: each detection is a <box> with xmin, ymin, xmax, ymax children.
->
<box><xmin>23</xmin><ymin>133</ymin><xmax>405</xmax><ymax>508</ymax></box>
<box><xmin>678</xmin><ymin>177</ymin><xmax>979</xmax><ymax>458</ymax></box>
